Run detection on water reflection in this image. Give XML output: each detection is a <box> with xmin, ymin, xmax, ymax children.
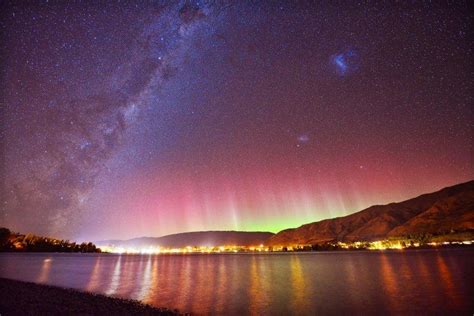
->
<box><xmin>215</xmin><ymin>255</ymin><xmax>228</xmax><ymax>313</ymax></box>
<box><xmin>414</xmin><ymin>251</ymin><xmax>437</xmax><ymax>307</ymax></box>
<box><xmin>379</xmin><ymin>253</ymin><xmax>398</xmax><ymax>310</ymax></box>
<box><xmin>143</xmin><ymin>255</ymin><xmax>160</xmax><ymax>304</ymax></box>
<box><xmin>0</xmin><ymin>250</ymin><xmax>472</xmax><ymax>314</ymax></box>
<box><xmin>173</xmin><ymin>255</ymin><xmax>192</xmax><ymax>311</ymax></box>
<box><xmin>436</xmin><ymin>252</ymin><xmax>460</xmax><ymax>308</ymax></box>
<box><xmin>136</xmin><ymin>255</ymin><xmax>153</xmax><ymax>301</ymax></box>
<box><xmin>249</xmin><ymin>255</ymin><xmax>270</xmax><ymax>314</ymax></box>
<box><xmin>290</xmin><ymin>255</ymin><xmax>306</xmax><ymax>313</ymax></box>
<box><xmin>191</xmin><ymin>256</ymin><xmax>216</xmax><ymax>313</ymax></box>
<box><xmin>106</xmin><ymin>255</ymin><xmax>122</xmax><ymax>295</ymax></box>
<box><xmin>37</xmin><ymin>257</ymin><xmax>52</xmax><ymax>283</ymax></box>
<box><xmin>343</xmin><ymin>255</ymin><xmax>360</xmax><ymax>309</ymax></box>
<box><xmin>86</xmin><ymin>256</ymin><xmax>102</xmax><ymax>292</ymax></box>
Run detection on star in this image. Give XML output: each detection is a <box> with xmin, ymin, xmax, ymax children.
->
<box><xmin>1</xmin><ymin>1</ymin><xmax>471</xmax><ymax>240</ymax></box>
<box><xmin>297</xmin><ymin>134</ymin><xmax>310</xmax><ymax>144</ymax></box>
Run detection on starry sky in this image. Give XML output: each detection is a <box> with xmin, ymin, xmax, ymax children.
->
<box><xmin>1</xmin><ymin>1</ymin><xmax>472</xmax><ymax>241</ymax></box>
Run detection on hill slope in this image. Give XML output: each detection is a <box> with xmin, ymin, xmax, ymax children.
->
<box><xmin>97</xmin><ymin>231</ymin><xmax>274</xmax><ymax>248</ymax></box>
<box><xmin>268</xmin><ymin>180</ymin><xmax>474</xmax><ymax>245</ymax></box>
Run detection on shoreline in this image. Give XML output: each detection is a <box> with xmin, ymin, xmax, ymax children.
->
<box><xmin>1</xmin><ymin>244</ymin><xmax>473</xmax><ymax>256</ymax></box>
<box><xmin>0</xmin><ymin>278</ymin><xmax>181</xmax><ymax>315</ymax></box>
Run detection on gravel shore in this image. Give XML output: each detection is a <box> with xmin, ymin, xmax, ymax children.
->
<box><xmin>0</xmin><ymin>278</ymin><xmax>180</xmax><ymax>315</ymax></box>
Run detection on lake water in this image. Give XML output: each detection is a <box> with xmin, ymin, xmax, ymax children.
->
<box><xmin>1</xmin><ymin>249</ymin><xmax>473</xmax><ymax>314</ymax></box>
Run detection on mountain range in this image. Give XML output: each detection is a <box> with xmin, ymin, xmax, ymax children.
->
<box><xmin>97</xmin><ymin>180</ymin><xmax>474</xmax><ymax>248</ymax></box>
<box><xmin>268</xmin><ymin>180</ymin><xmax>474</xmax><ymax>245</ymax></box>
<box><xmin>96</xmin><ymin>231</ymin><xmax>274</xmax><ymax>248</ymax></box>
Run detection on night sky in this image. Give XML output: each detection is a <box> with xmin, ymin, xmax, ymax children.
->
<box><xmin>1</xmin><ymin>1</ymin><xmax>472</xmax><ymax>241</ymax></box>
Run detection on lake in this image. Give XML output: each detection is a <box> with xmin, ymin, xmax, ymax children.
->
<box><xmin>1</xmin><ymin>249</ymin><xmax>473</xmax><ymax>314</ymax></box>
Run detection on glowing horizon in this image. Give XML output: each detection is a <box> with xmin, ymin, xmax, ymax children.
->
<box><xmin>2</xmin><ymin>2</ymin><xmax>472</xmax><ymax>242</ymax></box>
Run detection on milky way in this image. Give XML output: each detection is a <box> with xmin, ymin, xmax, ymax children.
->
<box><xmin>1</xmin><ymin>2</ymin><xmax>472</xmax><ymax>240</ymax></box>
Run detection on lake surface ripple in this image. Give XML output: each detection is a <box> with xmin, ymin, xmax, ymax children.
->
<box><xmin>1</xmin><ymin>249</ymin><xmax>473</xmax><ymax>314</ymax></box>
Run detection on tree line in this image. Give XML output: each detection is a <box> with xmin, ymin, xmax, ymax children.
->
<box><xmin>0</xmin><ymin>227</ymin><xmax>101</xmax><ymax>253</ymax></box>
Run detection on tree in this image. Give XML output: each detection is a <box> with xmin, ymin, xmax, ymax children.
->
<box><xmin>0</xmin><ymin>227</ymin><xmax>11</xmax><ymax>250</ymax></box>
